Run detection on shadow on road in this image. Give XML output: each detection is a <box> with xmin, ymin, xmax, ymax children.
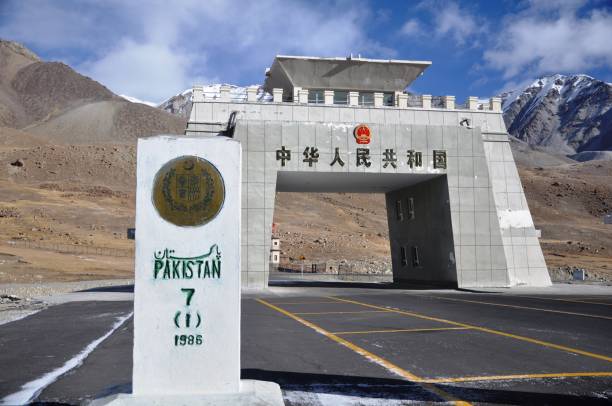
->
<box><xmin>268</xmin><ymin>279</ymin><xmax>456</xmax><ymax>290</ymax></box>
<box><xmin>243</xmin><ymin>369</ymin><xmax>611</xmax><ymax>405</ymax></box>
<box><xmin>77</xmin><ymin>284</ymin><xmax>134</xmax><ymax>293</ymax></box>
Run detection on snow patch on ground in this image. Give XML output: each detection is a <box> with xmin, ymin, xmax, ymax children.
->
<box><xmin>284</xmin><ymin>389</ymin><xmax>424</xmax><ymax>405</ymax></box>
<box><xmin>0</xmin><ymin>307</ymin><xmax>44</xmax><ymax>326</ymax></box>
<box><xmin>283</xmin><ymin>384</ymin><xmax>430</xmax><ymax>405</ymax></box>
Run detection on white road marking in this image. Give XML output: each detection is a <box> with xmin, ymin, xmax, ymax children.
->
<box><xmin>1</xmin><ymin>312</ymin><xmax>133</xmax><ymax>405</ymax></box>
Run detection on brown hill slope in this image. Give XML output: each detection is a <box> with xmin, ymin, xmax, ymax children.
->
<box><xmin>0</xmin><ymin>40</ymin><xmax>39</xmax><ymax>83</ymax></box>
<box><xmin>0</xmin><ymin>40</ymin><xmax>40</xmax><ymax>127</ymax></box>
<box><xmin>13</xmin><ymin>61</ymin><xmax>116</xmax><ymax>125</ymax></box>
<box><xmin>0</xmin><ymin>39</ymin><xmax>186</xmax><ymax>143</ymax></box>
<box><xmin>0</xmin><ymin>126</ymin><xmax>48</xmax><ymax>149</ymax></box>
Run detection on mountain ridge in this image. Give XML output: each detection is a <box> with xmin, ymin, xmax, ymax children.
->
<box><xmin>501</xmin><ymin>73</ymin><xmax>612</xmax><ymax>157</ymax></box>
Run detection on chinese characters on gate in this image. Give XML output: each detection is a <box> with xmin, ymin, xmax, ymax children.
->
<box><xmin>276</xmin><ymin>146</ymin><xmax>447</xmax><ymax>169</ymax></box>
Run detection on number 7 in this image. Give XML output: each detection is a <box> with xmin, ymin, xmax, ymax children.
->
<box><xmin>181</xmin><ymin>288</ymin><xmax>195</xmax><ymax>306</ymax></box>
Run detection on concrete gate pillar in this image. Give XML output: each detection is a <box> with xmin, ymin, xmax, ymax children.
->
<box><xmin>386</xmin><ymin>176</ymin><xmax>456</xmax><ymax>286</ymax></box>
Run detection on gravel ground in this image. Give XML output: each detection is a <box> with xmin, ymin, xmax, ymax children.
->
<box><xmin>0</xmin><ymin>278</ymin><xmax>133</xmax><ymax>325</ymax></box>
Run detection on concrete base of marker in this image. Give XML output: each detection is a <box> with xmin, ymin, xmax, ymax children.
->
<box><xmin>90</xmin><ymin>380</ymin><xmax>283</xmax><ymax>406</ymax></box>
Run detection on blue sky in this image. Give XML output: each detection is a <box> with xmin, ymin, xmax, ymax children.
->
<box><xmin>1</xmin><ymin>0</ymin><xmax>611</xmax><ymax>104</ymax></box>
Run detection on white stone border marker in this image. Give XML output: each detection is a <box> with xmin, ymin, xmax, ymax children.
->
<box><xmin>93</xmin><ymin>135</ymin><xmax>282</xmax><ymax>405</ymax></box>
<box><xmin>134</xmin><ymin>135</ymin><xmax>241</xmax><ymax>395</ymax></box>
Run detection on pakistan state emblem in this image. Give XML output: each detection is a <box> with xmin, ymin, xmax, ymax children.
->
<box><xmin>153</xmin><ymin>155</ymin><xmax>225</xmax><ymax>227</ymax></box>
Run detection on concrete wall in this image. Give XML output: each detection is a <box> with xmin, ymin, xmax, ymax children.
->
<box><xmin>483</xmin><ymin>134</ymin><xmax>551</xmax><ymax>286</ymax></box>
<box><xmin>187</xmin><ymin>101</ymin><xmax>507</xmax><ymax>134</ymax></box>
<box><xmin>386</xmin><ymin>176</ymin><xmax>456</xmax><ymax>285</ymax></box>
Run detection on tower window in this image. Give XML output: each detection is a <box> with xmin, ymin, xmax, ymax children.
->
<box><xmin>383</xmin><ymin>93</ymin><xmax>394</xmax><ymax>106</ymax></box>
<box><xmin>334</xmin><ymin>91</ymin><xmax>348</xmax><ymax>105</ymax></box>
<box><xmin>308</xmin><ymin>89</ymin><xmax>324</xmax><ymax>104</ymax></box>
<box><xmin>358</xmin><ymin>92</ymin><xmax>374</xmax><ymax>106</ymax></box>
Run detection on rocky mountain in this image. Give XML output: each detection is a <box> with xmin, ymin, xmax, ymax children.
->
<box><xmin>0</xmin><ymin>39</ymin><xmax>186</xmax><ymax>144</ymax></box>
<box><xmin>158</xmin><ymin>89</ymin><xmax>193</xmax><ymax>118</ymax></box>
<box><xmin>501</xmin><ymin>74</ymin><xmax>612</xmax><ymax>157</ymax></box>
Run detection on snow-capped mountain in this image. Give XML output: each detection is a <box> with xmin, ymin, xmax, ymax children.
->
<box><xmin>157</xmin><ymin>88</ymin><xmax>193</xmax><ymax>118</ymax></box>
<box><xmin>501</xmin><ymin>74</ymin><xmax>612</xmax><ymax>156</ymax></box>
<box><xmin>119</xmin><ymin>94</ymin><xmax>157</xmax><ymax>107</ymax></box>
<box><xmin>157</xmin><ymin>84</ymin><xmax>270</xmax><ymax>118</ymax></box>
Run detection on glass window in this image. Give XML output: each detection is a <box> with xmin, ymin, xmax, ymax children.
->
<box><xmin>359</xmin><ymin>92</ymin><xmax>374</xmax><ymax>106</ymax></box>
<box><xmin>308</xmin><ymin>89</ymin><xmax>324</xmax><ymax>104</ymax></box>
<box><xmin>383</xmin><ymin>93</ymin><xmax>394</xmax><ymax>106</ymax></box>
<box><xmin>334</xmin><ymin>91</ymin><xmax>348</xmax><ymax>105</ymax></box>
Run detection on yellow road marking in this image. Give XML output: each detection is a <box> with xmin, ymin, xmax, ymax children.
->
<box><xmin>256</xmin><ymin>298</ymin><xmax>472</xmax><ymax>405</ymax></box>
<box><xmin>293</xmin><ymin>310</ymin><xmax>389</xmax><ymax>315</ymax></box>
<box><xmin>514</xmin><ymin>295</ymin><xmax>612</xmax><ymax>307</ymax></box>
<box><xmin>423</xmin><ymin>371</ymin><xmax>612</xmax><ymax>383</ymax></box>
<box><xmin>328</xmin><ymin>296</ymin><xmax>612</xmax><ymax>363</ymax></box>
<box><xmin>333</xmin><ymin>327</ymin><xmax>471</xmax><ymax>335</ymax></box>
<box><xmin>426</xmin><ymin>295</ymin><xmax>612</xmax><ymax>320</ymax></box>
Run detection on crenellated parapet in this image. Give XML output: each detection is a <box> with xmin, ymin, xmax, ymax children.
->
<box><xmin>191</xmin><ymin>86</ymin><xmax>502</xmax><ymax>112</ymax></box>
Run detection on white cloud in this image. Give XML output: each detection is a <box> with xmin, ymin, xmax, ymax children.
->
<box><xmin>430</xmin><ymin>2</ymin><xmax>484</xmax><ymax>45</ymax></box>
<box><xmin>526</xmin><ymin>0</ymin><xmax>588</xmax><ymax>13</ymax></box>
<box><xmin>484</xmin><ymin>5</ymin><xmax>612</xmax><ymax>79</ymax></box>
<box><xmin>79</xmin><ymin>40</ymin><xmax>199</xmax><ymax>103</ymax></box>
<box><xmin>400</xmin><ymin>19</ymin><xmax>422</xmax><ymax>36</ymax></box>
<box><xmin>404</xmin><ymin>2</ymin><xmax>485</xmax><ymax>46</ymax></box>
<box><xmin>0</xmin><ymin>0</ymin><xmax>391</xmax><ymax>103</ymax></box>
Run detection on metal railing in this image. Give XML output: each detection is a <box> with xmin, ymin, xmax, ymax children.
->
<box><xmin>4</xmin><ymin>240</ymin><xmax>134</xmax><ymax>258</ymax></box>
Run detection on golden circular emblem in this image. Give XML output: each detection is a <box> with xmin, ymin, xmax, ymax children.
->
<box><xmin>152</xmin><ymin>156</ymin><xmax>225</xmax><ymax>227</ymax></box>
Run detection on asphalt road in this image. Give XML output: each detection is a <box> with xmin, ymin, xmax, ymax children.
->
<box><xmin>0</xmin><ymin>282</ymin><xmax>611</xmax><ymax>405</ymax></box>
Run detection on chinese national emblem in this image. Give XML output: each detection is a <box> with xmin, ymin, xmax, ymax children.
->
<box><xmin>153</xmin><ymin>156</ymin><xmax>225</xmax><ymax>227</ymax></box>
<box><xmin>353</xmin><ymin>124</ymin><xmax>371</xmax><ymax>145</ymax></box>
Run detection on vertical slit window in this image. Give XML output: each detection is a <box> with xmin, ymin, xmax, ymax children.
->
<box><xmin>407</xmin><ymin>197</ymin><xmax>415</xmax><ymax>220</ymax></box>
<box><xmin>400</xmin><ymin>246</ymin><xmax>408</xmax><ymax>266</ymax></box>
<box><xmin>412</xmin><ymin>246</ymin><xmax>420</xmax><ymax>267</ymax></box>
<box><xmin>396</xmin><ymin>200</ymin><xmax>403</xmax><ymax>221</ymax></box>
